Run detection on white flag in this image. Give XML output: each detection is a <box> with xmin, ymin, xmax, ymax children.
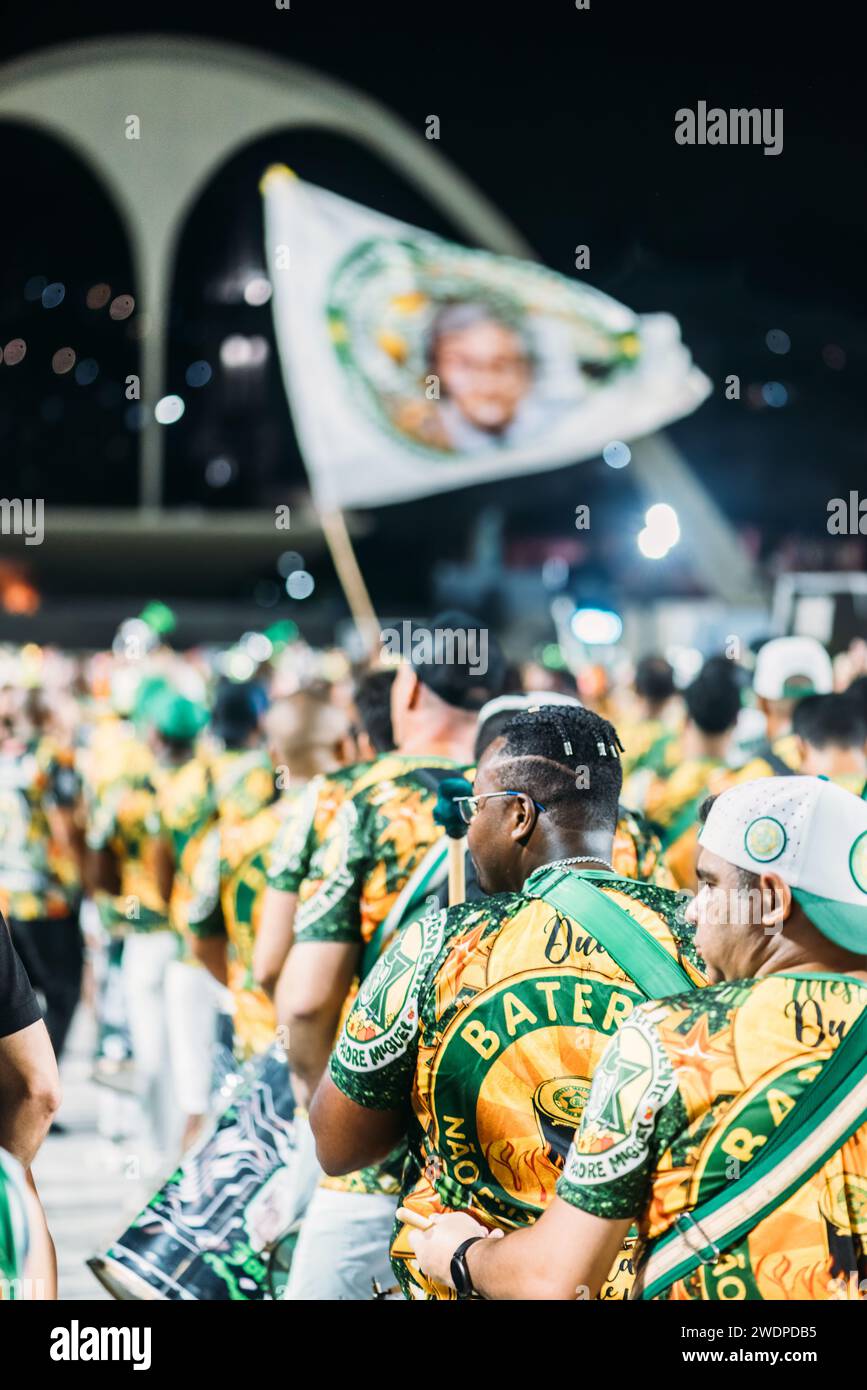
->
<box><xmin>262</xmin><ymin>167</ymin><xmax>711</xmax><ymax>510</ymax></box>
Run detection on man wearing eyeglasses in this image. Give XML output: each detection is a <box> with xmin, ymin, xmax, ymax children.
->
<box><xmin>310</xmin><ymin>703</ymin><xmax>706</xmax><ymax>1298</ymax></box>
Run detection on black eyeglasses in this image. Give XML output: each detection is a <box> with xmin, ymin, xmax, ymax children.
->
<box><xmin>453</xmin><ymin>790</ymin><xmax>547</xmax><ymax>825</ymax></box>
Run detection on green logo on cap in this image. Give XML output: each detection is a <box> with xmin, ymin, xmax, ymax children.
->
<box><xmin>744</xmin><ymin>816</ymin><xmax>787</xmax><ymax>863</ymax></box>
<box><xmin>849</xmin><ymin>832</ymin><xmax>867</xmax><ymax>894</ymax></box>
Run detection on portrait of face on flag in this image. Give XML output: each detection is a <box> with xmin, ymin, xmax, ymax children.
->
<box><xmin>262</xmin><ymin>168</ymin><xmax>712</xmax><ymax>510</ymax></box>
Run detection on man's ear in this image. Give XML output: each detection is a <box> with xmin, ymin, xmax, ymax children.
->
<box><xmin>336</xmin><ymin>733</ymin><xmax>359</xmax><ymax>766</ymax></box>
<box><xmin>405</xmin><ymin>670</ymin><xmax>422</xmax><ymax>710</ymax></box>
<box><xmin>509</xmin><ymin>793</ymin><xmax>536</xmax><ymax>843</ymax></box>
<box><xmin>760</xmin><ymin>872</ymin><xmax>791</xmax><ymax>936</ymax></box>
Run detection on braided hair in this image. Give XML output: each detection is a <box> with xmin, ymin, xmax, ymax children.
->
<box><xmin>487</xmin><ymin>705</ymin><xmax>624</xmax><ymax>832</ymax></box>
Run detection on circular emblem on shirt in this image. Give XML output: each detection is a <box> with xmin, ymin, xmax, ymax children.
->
<box><xmin>744</xmin><ymin>815</ymin><xmax>787</xmax><ymax>863</ymax></box>
<box><xmin>532</xmin><ymin>1078</ymin><xmax>591</xmax><ymax>1164</ymax></box>
<box><xmin>820</xmin><ymin>1173</ymin><xmax>867</xmax><ymax>1236</ymax></box>
<box><xmin>334</xmin><ymin>909</ymin><xmax>445</xmax><ymax>1074</ymax></box>
<box><xmin>849</xmin><ymin>831</ymin><xmax>867</xmax><ymax>894</ymax></box>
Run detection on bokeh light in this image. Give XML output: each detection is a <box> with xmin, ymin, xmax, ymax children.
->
<box><xmin>603</xmin><ymin>440</ymin><xmax>631</xmax><ymax>469</ymax></box>
<box><xmin>52</xmin><ymin>347</ymin><xmax>76</xmax><ymax>374</ymax></box>
<box><xmin>154</xmin><ymin>394</ymin><xmax>185</xmax><ymax>425</ymax></box>
<box><xmin>185</xmin><ymin>360</ymin><xmax>213</xmax><ymax>388</ymax></box>
<box><xmin>243</xmin><ymin>276</ymin><xmax>272</xmax><ymax>307</ymax></box>
<box><xmin>765</xmin><ymin>329</ymin><xmax>790</xmax><ymax>354</ymax></box>
<box><xmin>571</xmin><ymin>607</ymin><xmax>623</xmax><ymax>645</ymax></box>
<box><xmin>277</xmin><ymin>550</ymin><xmax>304</xmax><ymax>578</ymax></box>
<box><xmin>42</xmin><ymin>282</ymin><xmax>66</xmax><ymax>309</ymax></box>
<box><xmin>3</xmin><ymin>339</ymin><xmax>27</xmax><ymax>366</ymax></box>
<box><xmin>204</xmin><ymin>456</ymin><xmax>234</xmax><ymax>487</ymax></box>
<box><xmin>286</xmin><ymin>570</ymin><xmax>315</xmax><ymax>600</ymax></box>
<box><xmin>109</xmin><ymin>294</ymin><xmax>135</xmax><ymax>321</ymax></box>
<box><xmin>762</xmin><ymin>381</ymin><xmax>788</xmax><ymax>408</ymax></box>
<box><xmin>74</xmin><ymin>358</ymin><xmax>99</xmax><ymax>386</ymax></box>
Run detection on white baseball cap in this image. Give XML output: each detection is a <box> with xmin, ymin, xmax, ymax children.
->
<box><xmin>476</xmin><ymin>691</ymin><xmax>582</xmax><ymax>725</ymax></box>
<box><xmin>699</xmin><ymin>776</ymin><xmax>867</xmax><ymax>952</ymax></box>
<box><xmin>753</xmin><ymin>636</ymin><xmax>833</xmax><ymax>702</ymax></box>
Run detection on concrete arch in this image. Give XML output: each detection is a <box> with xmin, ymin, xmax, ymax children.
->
<box><xmin>0</xmin><ymin>36</ymin><xmax>532</xmax><ymax>512</ymax></box>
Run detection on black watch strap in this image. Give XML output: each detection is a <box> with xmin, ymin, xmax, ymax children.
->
<box><xmin>450</xmin><ymin>1236</ymin><xmax>485</xmax><ymax>1299</ymax></box>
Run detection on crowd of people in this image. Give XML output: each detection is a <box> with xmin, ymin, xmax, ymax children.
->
<box><xmin>1</xmin><ymin>616</ymin><xmax>866</xmax><ymax>1300</ymax></box>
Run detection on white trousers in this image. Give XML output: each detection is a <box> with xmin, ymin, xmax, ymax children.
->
<box><xmin>164</xmin><ymin>960</ymin><xmax>227</xmax><ymax>1117</ymax></box>
<box><xmin>283</xmin><ymin>1183</ymin><xmax>399</xmax><ymax>1301</ymax></box>
<box><xmin>120</xmin><ymin>931</ymin><xmax>179</xmax><ymax>1154</ymax></box>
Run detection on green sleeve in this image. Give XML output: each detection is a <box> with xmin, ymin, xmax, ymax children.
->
<box><xmin>186</xmin><ymin>825</ymin><xmax>226</xmax><ymax>939</ymax></box>
<box><xmin>0</xmin><ymin>1149</ymin><xmax>28</xmax><ymax>1288</ymax></box>
<box><xmin>294</xmin><ymin>798</ymin><xmax>365</xmax><ymax>945</ymax></box>
<box><xmin>330</xmin><ymin>906</ymin><xmax>447</xmax><ymax>1110</ymax></box>
<box><xmin>556</xmin><ymin>1011</ymin><xmax>679</xmax><ymax>1220</ymax></box>
<box><xmin>266</xmin><ymin>779</ymin><xmax>320</xmax><ymax>893</ymax></box>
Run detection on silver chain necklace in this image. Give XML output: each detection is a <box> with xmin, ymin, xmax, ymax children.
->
<box><xmin>542</xmin><ymin>854</ymin><xmax>615</xmax><ymax>874</ymax></box>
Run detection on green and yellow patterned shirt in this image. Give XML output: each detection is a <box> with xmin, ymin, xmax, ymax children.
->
<box><xmin>266</xmin><ymin>762</ymin><xmax>372</xmax><ymax>899</ymax></box>
<box><xmin>160</xmin><ymin>747</ymin><xmax>275</xmax><ymax>934</ymax></box>
<box><xmin>188</xmin><ymin>789</ymin><xmax>308</xmax><ymax>1059</ymax></box>
<box><xmin>0</xmin><ymin>736</ymin><xmax>82</xmax><ymax>923</ymax></box>
<box><xmin>331</xmin><ymin>869</ymin><xmax>706</xmax><ymax>1297</ymax></box>
<box><xmin>86</xmin><ymin>753</ymin><xmax>169</xmax><ymax>935</ymax></box>
<box><xmin>558</xmin><ymin>972</ymin><xmax>867</xmax><ymax>1300</ymax></box>
<box><xmin>289</xmin><ymin>753</ymin><xmax>467</xmax><ymax>951</ymax></box>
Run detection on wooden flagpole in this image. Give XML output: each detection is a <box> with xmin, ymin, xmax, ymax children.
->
<box><xmin>319</xmin><ymin>508</ymin><xmax>381</xmax><ymax>659</ymax></box>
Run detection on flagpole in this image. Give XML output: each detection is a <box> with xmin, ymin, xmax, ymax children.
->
<box><xmin>319</xmin><ymin>508</ymin><xmax>381</xmax><ymax>657</ymax></box>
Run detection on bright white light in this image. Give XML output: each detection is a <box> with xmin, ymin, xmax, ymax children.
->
<box><xmin>571</xmin><ymin>607</ymin><xmax>623</xmax><ymax>646</ymax></box>
<box><xmin>244</xmin><ymin>276</ymin><xmax>272</xmax><ymax>307</ymax></box>
<box><xmin>220</xmin><ymin>335</ymin><xmax>252</xmax><ymax>368</ymax></box>
<box><xmin>666</xmin><ymin>645</ymin><xmax>703</xmax><ymax>686</ymax></box>
<box><xmin>154</xmin><ymin>394</ymin><xmax>185</xmax><ymax>425</ymax></box>
<box><xmin>645</xmin><ymin>503</ymin><xmax>680</xmax><ymax>545</ymax></box>
<box><xmin>247</xmin><ymin>336</ymin><xmax>269</xmax><ymax>367</ymax></box>
<box><xmin>222</xmin><ymin>649</ymin><xmax>256</xmax><ymax>682</ymax></box>
<box><xmin>638</xmin><ymin>502</ymin><xmax>680</xmax><ymax>559</ymax></box>
<box><xmin>286</xmin><ymin>570</ymin><xmax>315</xmax><ymax>600</ymax></box>
<box><xmin>241</xmin><ymin>631</ymin><xmax>273</xmax><ymax>663</ymax></box>
<box><xmin>220</xmin><ymin>335</ymin><xmax>269</xmax><ymax>368</ymax></box>
<box><xmin>637</xmin><ymin>527</ymin><xmax>671</xmax><ymax>560</ymax></box>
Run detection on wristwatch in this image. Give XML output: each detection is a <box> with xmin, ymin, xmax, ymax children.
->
<box><xmin>450</xmin><ymin>1236</ymin><xmax>485</xmax><ymax>1299</ymax></box>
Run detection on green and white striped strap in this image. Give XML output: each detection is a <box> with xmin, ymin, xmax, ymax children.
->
<box><xmin>634</xmin><ymin>1002</ymin><xmax>867</xmax><ymax>1299</ymax></box>
<box><xmin>528</xmin><ymin>867</ymin><xmax>694</xmax><ymax>1000</ymax></box>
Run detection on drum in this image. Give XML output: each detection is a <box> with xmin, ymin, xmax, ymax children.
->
<box><xmin>88</xmin><ymin>1044</ymin><xmax>302</xmax><ymax>1300</ymax></box>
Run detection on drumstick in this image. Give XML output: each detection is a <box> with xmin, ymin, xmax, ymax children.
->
<box><xmin>396</xmin><ymin>1206</ymin><xmax>433</xmax><ymax>1231</ymax></box>
<box><xmin>447</xmin><ymin>838</ymin><xmax>465</xmax><ymax>906</ymax></box>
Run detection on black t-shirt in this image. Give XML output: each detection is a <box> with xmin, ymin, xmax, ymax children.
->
<box><xmin>0</xmin><ymin>916</ymin><xmax>41</xmax><ymax>1038</ymax></box>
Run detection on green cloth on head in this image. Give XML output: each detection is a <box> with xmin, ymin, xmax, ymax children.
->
<box><xmin>131</xmin><ymin>675</ymin><xmax>173</xmax><ymax>732</ymax></box>
<box><xmin>150</xmin><ymin>689</ymin><xmax>209</xmax><ymax>743</ymax></box>
<box><xmin>433</xmin><ymin>776</ymin><xmax>473</xmax><ymax>839</ymax></box>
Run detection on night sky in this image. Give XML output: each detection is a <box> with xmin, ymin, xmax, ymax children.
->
<box><xmin>0</xmin><ymin>1</ymin><xmax>864</xmax><ymax>618</ymax></box>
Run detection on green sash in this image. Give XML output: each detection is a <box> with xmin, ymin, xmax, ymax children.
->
<box><xmin>360</xmin><ymin>839</ymin><xmax>449</xmax><ymax>979</ymax></box>
<box><xmin>633</xmin><ymin>994</ymin><xmax>867</xmax><ymax>1300</ymax></box>
<box><xmin>526</xmin><ymin>867</ymin><xmax>694</xmax><ymax>999</ymax></box>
